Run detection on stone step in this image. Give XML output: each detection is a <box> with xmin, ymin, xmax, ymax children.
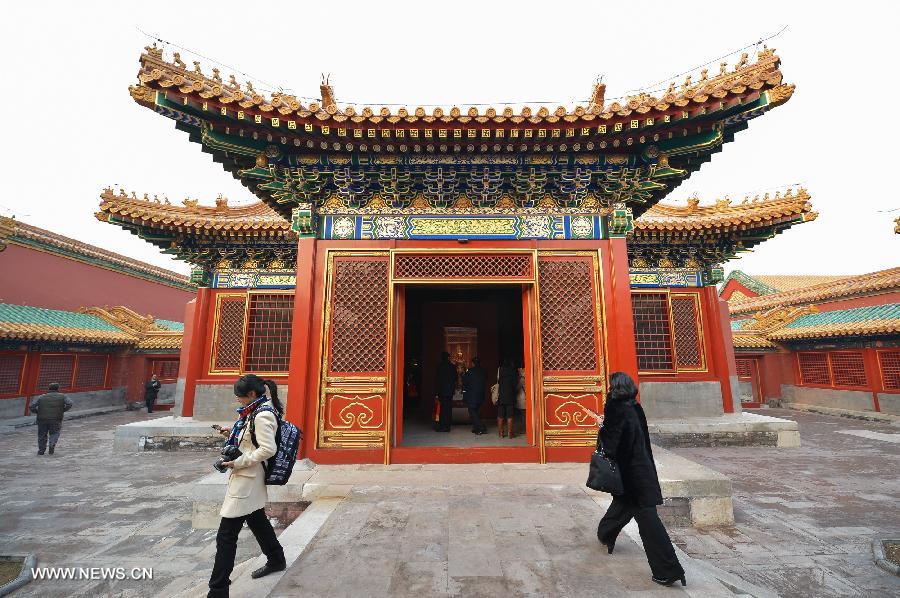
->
<box><xmin>191</xmin><ymin>450</ymin><xmax>733</xmax><ymax>530</ymax></box>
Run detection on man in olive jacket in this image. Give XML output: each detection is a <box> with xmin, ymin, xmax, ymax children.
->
<box><xmin>29</xmin><ymin>383</ymin><xmax>73</xmax><ymax>455</ymax></box>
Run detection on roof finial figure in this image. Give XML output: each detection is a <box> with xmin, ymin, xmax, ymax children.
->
<box><xmin>320</xmin><ymin>73</ymin><xmax>336</xmax><ymax>111</ymax></box>
<box><xmin>193</xmin><ymin>61</ymin><xmax>202</xmax><ymax>74</ymax></box>
<box><xmin>735</xmin><ymin>52</ymin><xmax>749</xmax><ymax>70</ymax></box>
<box><xmin>172</xmin><ymin>52</ymin><xmax>186</xmax><ymax>70</ymax></box>
<box><xmin>719</xmin><ymin>61</ymin><xmax>728</xmax><ymax>76</ymax></box>
<box><xmin>589</xmin><ymin>77</ymin><xmax>606</xmax><ymax>112</ymax></box>
<box><xmin>245</xmin><ymin>81</ymin><xmax>255</xmax><ymax>94</ymax></box>
<box><xmin>228</xmin><ymin>75</ymin><xmax>239</xmax><ymax>90</ymax></box>
<box><xmin>212</xmin><ymin>68</ymin><xmax>222</xmax><ymax>83</ymax></box>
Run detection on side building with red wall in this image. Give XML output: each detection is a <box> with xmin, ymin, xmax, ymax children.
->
<box><xmin>725</xmin><ymin>268</ymin><xmax>900</xmax><ymax>416</ymax></box>
<box><xmin>0</xmin><ymin>217</ymin><xmax>192</xmax><ymax>418</ymax></box>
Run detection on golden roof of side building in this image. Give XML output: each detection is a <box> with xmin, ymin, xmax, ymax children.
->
<box><xmin>133</xmin><ymin>44</ymin><xmax>791</xmax><ymax>127</ymax></box>
<box><xmin>0</xmin><ymin>215</ymin><xmax>193</xmax><ymax>290</ymax></box>
<box><xmin>729</xmin><ymin>267</ymin><xmax>900</xmax><ymax>316</ymax></box>
<box><xmin>96</xmin><ymin>187</ymin><xmax>814</xmax><ymax>240</ymax></box>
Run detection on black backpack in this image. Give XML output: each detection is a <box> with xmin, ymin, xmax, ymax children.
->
<box><xmin>248</xmin><ymin>406</ymin><xmax>302</xmax><ymax>485</ymax></box>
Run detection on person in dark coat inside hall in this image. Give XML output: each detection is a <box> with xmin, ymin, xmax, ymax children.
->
<box><xmin>595</xmin><ymin>371</ymin><xmax>686</xmax><ymax>587</ymax></box>
<box><xmin>434</xmin><ymin>351</ymin><xmax>457</xmax><ymax>432</ymax></box>
<box><xmin>496</xmin><ymin>357</ymin><xmax>518</xmax><ymax>438</ymax></box>
<box><xmin>462</xmin><ymin>357</ymin><xmax>487</xmax><ymax>435</ymax></box>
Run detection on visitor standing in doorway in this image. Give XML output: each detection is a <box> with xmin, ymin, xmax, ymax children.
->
<box><xmin>30</xmin><ymin>382</ymin><xmax>72</xmax><ymax>455</ymax></box>
<box><xmin>515</xmin><ymin>363</ymin><xmax>527</xmax><ymax>434</ymax></box>
<box><xmin>435</xmin><ymin>351</ymin><xmax>456</xmax><ymax>432</ymax></box>
<box><xmin>497</xmin><ymin>358</ymin><xmax>518</xmax><ymax>438</ymax></box>
<box><xmin>144</xmin><ymin>374</ymin><xmax>161</xmax><ymax>413</ymax></box>
<box><xmin>594</xmin><ymin>372</ymin><xmax>686</xmax><ymax>587</ymax></box>
<box><xmin>462</xmin><ymin>357</ymin><xmax>487</xmax><ymax>435</ymax></box>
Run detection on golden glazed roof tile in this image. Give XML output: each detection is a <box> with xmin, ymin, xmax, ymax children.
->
<box><xmin>96</xmin><ymin>189</ymin><xmax>295</xmax><ymax>236</ymax></box>
<box><xmin>729</xmin><ymin>267</ymin><xmax>900</xmax><ymax>316</ymax></box>
<box><xmin>0</xmin><ymin>322</ymin><xmax>137</xmax><ymax>345</ymax></box>
<box><xmin>133</xmin><ymin>44</ymin><xmax>789</xmax><ymax>126</ymax></box>
<box><xmin>136</xmin><ymin>332</ymin><xmax>183</xmax><ymax>350</ymax></box>
<box><xmin>633</xmin><ymin>188</ymin><xmax>815</xmax><ymax>234</ymax></box>
<box><xmin>731</xmin><ymin>332</ymin><xmax>777</xmax><ymax>349</ymax></box>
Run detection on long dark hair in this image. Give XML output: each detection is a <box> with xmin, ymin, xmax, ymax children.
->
<box><xmin>234</xmin><ymin>374</ymin><xmax>283</xmax><ymax>414</ymax></box>
<box><xmin>607</xmin><ymin>371</ymin><xmax>638</xmax><ymax>403</ymax></box>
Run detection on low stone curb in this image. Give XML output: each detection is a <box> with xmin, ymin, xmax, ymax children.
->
<box><xmin>786</xmin><ymin>403</ymin><xmax>900</xmax><ymax>425</ymax></box>
<box><xmin>0</xmin><ymin>554</ymin><xmax>36</xmax><ymax>597</ymax></box>
<box><xmin>0</xmin><ymin>406</ymin><xmax>127</xmax><ymax>429</ymax></box>
<box><xmin>873</xmin><ymin>538</ymin><xmax>900</xmax><ymax>577</ymax></box>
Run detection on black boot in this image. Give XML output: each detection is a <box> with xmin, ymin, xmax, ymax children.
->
<box><xmin>48</xmin><ymin>444</ymin><xmax>55</xmax><ymax>455</ymax></box>
<box><xmin>250</xmin><ymin>561</ymin><xmax>286</xmax><ymax>579</ymax></box>
<box><xmin>651</xmin><ymin>574</ymin><xmax>686</xmax><ymax>587</ymax></box>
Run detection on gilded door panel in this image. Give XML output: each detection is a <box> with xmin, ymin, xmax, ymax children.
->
<box><xmin>537</xmin><ymin>253</ymin><xmax>605</xmax><ymax>448</ymax></box>
<box><xmin>317</xmin><ymin>253</ymin><xmax>391</xmax><ymax>449</ymax></box>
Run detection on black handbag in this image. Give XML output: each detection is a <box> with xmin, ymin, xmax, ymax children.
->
<box><xmin>586</xmin><ymin>436</ymin><xmax>624</xmax><ymax>495</ymax></box>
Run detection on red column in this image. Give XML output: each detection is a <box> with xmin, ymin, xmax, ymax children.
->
<box><xmin>703</xmin><ymin>288</ymin><xmax>737</xmax><ymax>414</ymax></box>
<box><xmin>286</xmin><ymin>238</ymin><xmax>318</xmax><ymax>450</ymax></box>
<box><xmin>863</xmin><ymin>348</ymin><xmax>882</xmax><ymax>412</ymax></box>
<box><xmin>179</xmin><ymin>289</ymin><xmax>211</xmax><ymax>417</ymax></box>
<box><xmin>603</xmin><ymin>238</ymin><xmax>639</xmax><ymax>383</ymax></box>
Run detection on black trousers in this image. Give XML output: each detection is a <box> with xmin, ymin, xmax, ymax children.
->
<box><xmin>597</xmin><ymin>495</ymin><xmax>684</xmax><ymax>580</ymax></box>
<box><xmin>145</xmin><ymin>397</ymin><xmax>156</xmax><ymax>413</ymax></box>
<box><xmin>436</xmin><ymin>395</ymin><xmax>452</xmax><ymax>431</ymax></box>
<box><xmin>37</xmin><ymin>422</ymin><xmax>61</xmax><ymax>452</ymax></box>
<box><xmin>208</xmin><ymin>508</ymin><xmax>285</xmax><ymax>596</ymax></box>
<box><xmin>467</xmin><ymin>405</ymin><xmax>486</xmax><ymax>432</ymax></box>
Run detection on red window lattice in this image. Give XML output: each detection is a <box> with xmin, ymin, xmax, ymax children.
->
<box><xmin>243</xmin><ymin>293</ymin><xmax>295</xmax><ymax>373</ymax></box>
<box><xmin>879</xmin><ymin>350</ymin><xmax>900</xmax><ymax>390</ymax></box>
<box><xmin>152</xmin><ymin>360</ymin><xmax>180</xmax><ymax>381</ymax></box>
<box><xmin>829</xmin><ymin>352</ymin><xmax>867</xmax><ymax>388</ymax></box>
<box><xmin>671</xmin><ymin>295</ymin><xmax>703</xmax><ymax>369</ymax></box>
<box><xmin>393</xmin><ymin>254</ymin><xmax>533</xmax><ymax>280</ymax></box>
<box><xmin>632</xmin><ymin>293</ymin><xmax>674</xmax><ymax>372</ymax></box>
<box><xmin>37</xmin><ymin>354</ymin><xmax>75</xmax><ymax>391</ymax></box>
<box><xmin>798</xmin><ymin>352</ymin><xmax>830</xmax><ymax>386</ymax></box>
<box><xmin>0</xmin><ymin>354</ymin><xmax>26</xmax><ymax>395</ymax></box>
<box><xmin>538</xmin><ymin>258</ymin><xmax>597</xmax><ymax>371</ymax></box>
<box><xmin>735</xmin><ymin>358</ymin><xmax>753</xmax><ymax>379</ymax></box>
<box><xmin>74</xmin><ymin>355</ymin><xmax>108</xmax><ymax>389</ymax></box>
<box><xmin>330</xmin><ymin>258</ymin><xmax>389</xmax><ymax>373</ymax></box>
<box><xmin>213</xmin><ymin>297</ymin><xmax>247</xmax><ymax>371</ymax></box>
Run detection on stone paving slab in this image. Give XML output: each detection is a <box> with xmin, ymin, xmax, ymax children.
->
<box><xmin>0</xmin><ymin>411</ymin><xmax>279</xmax><ymax>597</ymax></box>
<box><xmin>669</xmin><ymin>408</ymin><xmax>900</xmax><ymax>598</ymax></box>
<box><xmin>268</xmin><ymin>486</ymin><xmax>756</xmax><ymax>598</ymax></box>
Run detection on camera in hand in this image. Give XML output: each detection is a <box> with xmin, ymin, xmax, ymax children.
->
<box><xmin>213</xmin><ymin>444</ymin><xmax>242</xmax><ymax>473</ymax></box>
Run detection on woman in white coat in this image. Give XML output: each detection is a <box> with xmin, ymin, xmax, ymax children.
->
<box><xmin>208</xmin><ymin>375</ymin><xmax>286</xmax><ymax>598</ymax></box>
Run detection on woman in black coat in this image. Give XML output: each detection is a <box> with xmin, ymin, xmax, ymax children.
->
<box><xmin>496</xmin><ymin>358</ymin><xmax>518</xmax><ymax>438</ymax></box>
<box><xmin>596</xmin><ymin>372</ymin><xmax>685</xmax><ymax>587</ymax></box>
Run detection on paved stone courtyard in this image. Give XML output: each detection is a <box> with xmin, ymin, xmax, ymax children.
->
<box><xmin>1</xmin><ymin>408</ymin><xmax>898</xmax><ymax>597</ymax></box>
<box><xmin>0</xmin><ymin>411</ymin><xmax>275</xmax><ymax>597</ymax></box>
<box><xmin>669</xmin><ymin>408</ymin><xmax>900</xmax><ymax>598</ymax></box>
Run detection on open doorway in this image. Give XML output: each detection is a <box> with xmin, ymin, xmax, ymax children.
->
<box><xmin>399</xmin><ymin>285</ymin><xmax>528</xmax><ymax>447</ymax></box>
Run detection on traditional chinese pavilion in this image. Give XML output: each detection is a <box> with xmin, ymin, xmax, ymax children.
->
<box><xmin>101</xmin><ymin>44</ymin><xmax>809</xmax><ymax>463</ymax></box>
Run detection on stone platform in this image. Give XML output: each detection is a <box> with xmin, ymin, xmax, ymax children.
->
<box><xmin>649</xmin><ymin>411</ymin><xmax>800</xmax><ymax>448</ymax></box>
<box><xmin>190</xmin><ymin>448</ymin><xmax>733</xmax><ymax>530</ymax></box>
<box><xmin>115</xmin><ymin>411</ymin><xmax>801</xmax><ymax>453</ymax></box>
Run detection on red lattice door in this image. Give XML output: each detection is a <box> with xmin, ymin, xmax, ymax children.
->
<box><xmin>537</xmin><ymin>253</ymin><xmax>604</xmax><ymax>449</ymax></box>
<box><xmin>317</xmin><ymin>253</ymin><xmax>391</xmax><ymax>450</ymax></box>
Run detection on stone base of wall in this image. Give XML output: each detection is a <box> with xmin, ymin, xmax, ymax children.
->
<box><xmin>138</xmin><ymin>435</ymin><xmax>224</xmax><ymax>451</ymax></box>
<box><xmin>647</xmin><ymin>412</ymin><xmax>800</xmax><ymax>448</ymax></box>
<box><xmin>878</xmin><ymin>393</ymin><xmax>900</xmax><ymax>416</ymax></box>
<box><xmin>785</xmin><ymin>402</ymin><xmax>900</xmax><ymax>424</ymax></box>
<box><xmin>1</xmin><ymin>387</ymin><xmax>127</xmax><ymax>420</ymax></box>
<box><xmin>782</xmin><ymin>385</ymin><xmax>876</xmax><ymax>412</ymax></box>
<box><xmin>638</xmin><ymin>381</ymin><xmax>725</xmax><ymax>419</ymax></box>
<box><xmin>193</xmin><ymin>384</ymin><xmax>289</xmax><ymax>421</ymax></box>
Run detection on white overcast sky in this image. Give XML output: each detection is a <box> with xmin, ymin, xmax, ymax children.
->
<box><xmin>1</xmin><ymin>1</ymin><xmax>897</xmax><ymax>277</ymax></box>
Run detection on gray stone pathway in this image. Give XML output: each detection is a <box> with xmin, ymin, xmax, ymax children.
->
<box><xmin>670</xmin><ymin>408</ymin><xmax>900</xmax><ymax>598</ymax></box>
<box><xmin>0</xmin><ymin>410</ymin><xmax>277</xmax><ymax>597</ymax></box>
<box><xmin>270</xmin><ymin>485</ymin><xmax>725</xmax><ymax>598</ymax></box>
